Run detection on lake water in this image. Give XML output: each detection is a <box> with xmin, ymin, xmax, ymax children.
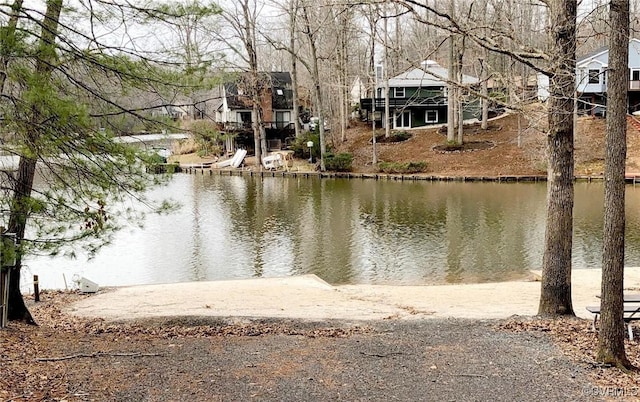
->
<box><xmin>22</xmin><ymin>174</ymin><xmax>640</xmax><ymax>291</ymax></box>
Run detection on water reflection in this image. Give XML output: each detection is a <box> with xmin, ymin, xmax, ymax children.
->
<box><xmin>23</xmin><ymin>175</ymin><xmax>640</xmax><ymax>290</ymax></box>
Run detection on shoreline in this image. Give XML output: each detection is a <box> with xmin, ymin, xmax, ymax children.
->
<box><xmin>179</xmin><ymin>165</ymin><xmax>640</xmax><ymax>184</ymax></box>
<box><xmin>64</xmin><ymin>268</ymin><xmax>640</xmax><ymax>323</ymax></box>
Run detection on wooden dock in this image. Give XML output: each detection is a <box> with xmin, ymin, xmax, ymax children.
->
<box><xmin>181</xmin><ymin>167</ymin><xmax>550</xmax><ymax>182</ymax></box>
<box><xmin>179</xmin><ymin>167</ymin><xmax>640</xmax><ymax>185</ymax></box>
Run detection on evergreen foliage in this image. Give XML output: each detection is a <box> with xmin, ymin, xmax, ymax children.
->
<box><xmin>323</xmin><ymin>153</ymin><xmax>353</xmax><ymax>172</ymax></box>
<box><xmin>0</xmin><ymin>0</ymin><xmax>223</xmax><ymax>322</ymax></box>
<box><xmin>378</xmin><ymin>161</ymin><xmax>428</xmax><ymax>174</ymax></box>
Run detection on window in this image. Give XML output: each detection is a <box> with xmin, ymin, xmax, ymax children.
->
<box><xmin>394</xmin><ymin>87</ymin><xmax>405</xmax><ymax>98</ymax></box>
<box><xmin>588</xmin><ymin>69</ymin><xmax>600</xmax><ymax>84</ymax></box>
<box><xmin>425</xmin><ymin>110</ymin><xmax>438</xmax><ymax>123</ymax></box>
<box><xmin>376</xmin><ymin>65</ymin><xmax>384</xmax><ymax>81</ymax></box>
<box><xmin>395</xmin><ymin>111</ymin><xmax>411</xmax><ymax>128</ymax></box>
<box><xmin>632</xmin><ymin>69</ymin><xmax>640</xmax><ymax>81</ymax></box>
<box><xmin>275</xmin><ymin>111</ymin><xmax>290</xmax><ymax>128</ymax></box>
<box><xmin>579</xmin><ymin>69</ymin><xmax>586</xmax><ymax>84</ymax></box>
<box><xmin>238</xmin><ymin>112</ymin><xmax>252</xmax><ymax>128</ymax></box>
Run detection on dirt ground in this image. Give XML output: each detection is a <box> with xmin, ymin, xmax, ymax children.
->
<box><xmin>3</xmin><ymin>291</ymin><xmax>640</xmax><ymax>401</ymax></box>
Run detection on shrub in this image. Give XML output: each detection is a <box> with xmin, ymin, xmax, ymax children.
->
<box><xmin>375</xmin><ymin>130</ymin><xmax>412</xmax><ymax>144</ymax></box>
<box><xmin>324</xmin><ymin>152</ymin><xmax>353</xmax><ymax>172</ymax></box>
<box><xmin>391</xmin><ymin>130</ymin><xmax>411</xmax><ymax>142</ymax></box>
<box><xmin>290</xmin><ymin>132</ymin><xmax>322</xmax><ymax>160</ymax></box>
<box><xmin>190</xmin><ymin>120</ymin><xmax>224</xmax><ymax>156</ymax></box>
<box><xmin>378</xmin><ymin>161</ymin><xmax>428</xmax><ymax>174</ymax></box>
<box><xmin>443</xmin><ymin>140</ymin><xmax>462</xmax><ymax>151</ymax></box>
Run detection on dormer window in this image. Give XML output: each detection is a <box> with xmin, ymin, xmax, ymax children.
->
<box><xmin>394</xmin><ymin>87</ymin><xmax>405</xmax><ymax>98</ymax></box>
<box><xmin>588</xmin><ymin>69</ymin><xmax>600</xmax><ymax>84</ymax></box>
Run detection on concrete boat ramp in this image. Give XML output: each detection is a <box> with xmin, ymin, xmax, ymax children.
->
<box><xmin>66</xmin><ymin>268</ymin><xmax>640</xmax><ymax>322</ymax></box>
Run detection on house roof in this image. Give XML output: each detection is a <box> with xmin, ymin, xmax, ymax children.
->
<box><xmin>269</xmin><ymin>71</ymin><xmax>292</xmax><ymax>87</ymax></box>
<box><xmin>387</xmin><ymin>60</ymin><xmax>478</xmax><ymax>87</ymax></box>
<box><xmin>576</xmin><ymin>38</ymin><xmax>640</xmax><ymax>67</ymax></box>
<box><xmin>576</xmin><ymin>45</ymin><xmax>609</xmax><ymax>64</ymax></box>
<box><xmin>213</xmin><ymin>71</ymin><xmax>294</xmax><ymax>111</ymax></box>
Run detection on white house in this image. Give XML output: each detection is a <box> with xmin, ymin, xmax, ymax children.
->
<box><xmin>575</xmin><ymin>38</ymin><xmax>640</xmax><ymax>115</ymax></box>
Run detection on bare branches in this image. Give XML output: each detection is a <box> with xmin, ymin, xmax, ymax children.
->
<box><xmin>36</xmin><ymin>351</ymin><xmax>162</xmax><ymax>362</ymax></box>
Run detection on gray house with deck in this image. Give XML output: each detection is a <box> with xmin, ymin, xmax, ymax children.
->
<box><xmin>360</xmin><ymin>60</ymin><xmax>479</xmax><ymax>129</ymax></box>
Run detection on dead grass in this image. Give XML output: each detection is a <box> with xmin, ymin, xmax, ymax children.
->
<box><xmin>330</xmin><ymin>108</ymin><xmax>640</xmax><ymax>177</ymax></box>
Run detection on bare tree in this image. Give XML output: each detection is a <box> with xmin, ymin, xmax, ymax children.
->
<box><xmin>447</xmin><ymin>0</ymin><xmax>457</xmax><ymax>143</ymax></box>
<box><xmin>289</xmin><ymin>0</ymin><xmax>303</xmax><ymax>138</ymax></box>
<box><xmin>598</xmin><ymin>0</ymin><xmax>632</xmax><ymax>369</ymax></box>
<box><xmin>537</xmin><ymin>0</ymin><xmax>577</xmax><ymax>316</ymax></box>
<box><xmin>383</xmin><ymin>6</ymin><xmax>391</xmax><ymax>138</ymax></box>
<box><xmin>300</xmin><ymin>2</ymin><xmax>327</xmax><ymax>171</ymax></box>
<box><xmin>146</xmin><ymin>1</ymin><xmax>222</xmax><ymax>120</ymax></box>
<box><xmin>219</xmin><ymin>0</ymin><xmax>268</xmax><ymax>162</ymax></box>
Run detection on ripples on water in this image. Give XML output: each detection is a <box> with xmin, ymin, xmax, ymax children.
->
<box><xmin>23</xmin><ymin>175</ymin><xmax>640</xmax><ymax>290</ymax></box>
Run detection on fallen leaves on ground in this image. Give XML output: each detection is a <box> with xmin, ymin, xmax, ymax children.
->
<box><xmin>0</xmin><ymin>290</ymin><xmax>371</xmax><ymax>401</ymax></box>
<box><xmin>500</xmin><ymin>316</ymin><xmax>640</xmax><ymax>392</ymax></box>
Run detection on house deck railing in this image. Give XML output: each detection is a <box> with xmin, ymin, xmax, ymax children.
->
<box><xmin>361</xmin><ymin>96</ymin><xmax>447</xmax><ymax>110</ymax></box>
<box><xmin>578</xmin><ymin>81</ymin><xmax>640</xmax><ymax>93</ymax></box>
<box><xmin>222</xmin><ymin>121</ymin><xmax>295</xmax><ymax>132</ymax></box>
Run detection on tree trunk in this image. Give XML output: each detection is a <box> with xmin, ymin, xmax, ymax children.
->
<box><xmin>479</xmin><ymin>1</ymin><xmax>489</xmax><ymax>131</ymax></box>
<box><xmin>239</xmin><ymin>0</ymin><xmax>264</xmax><ymax>163</ymax></box>
<box><xmin>457</xmin><ymin>40</ymin><xmax>464</xmax><ymax>145</ymax></box>
<box><xmin>538</xmin><ymin>0</ymin><xmax>577</xmax><ymax>316</ymax></box>
<box><xmin>480</xmin><ymin>55</ymin><xmax>489</xmax><ymax>130</ymax></box>
<box><xmin>7</xmin><ymin>0</ymin><xmax>63</xmax><ymax>324</ymax></box>
<box><xmin>8</xmin><ymin>256</ymin><xmax>34</xmax><ymax>324</ymax></box>
<box><xmin>368</xmin><ymin>6</ymin><xmax>378</xmax><ymax>165</ymax></box>
<box><xmin>598</xmin><ymin>0</ymin><xmax>632</xmax><ymax>369</ymax></box>
<box><xmin>7</xmin><ymin>186</ymin><xmax>35</xmax><ymax>323</ymax></box>
<box><xmin>383</xmin><ymin>11</ymin><xmax>391</xmax><ymax>137</ymax></box>
<box><xmin>289</xmin><ymin>0</ymin><xmax>302</xmax><ymax>138</ymax></box>
<box><xmin>0</xmin><ymin>0</ymin><xmax>23</xmax><ymax>94</ymax></box>
<box><xmin>302</xmin><ymin>5</ymin><xmax>326</xmax><ymax>171</ymax></box>
<box><xmin>447</xmin><ymin>0</ymin><xmax>456</xmax><ymax>143</ymax></box>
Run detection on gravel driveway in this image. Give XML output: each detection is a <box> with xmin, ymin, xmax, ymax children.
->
<box><xmin>26</xmin><ymin>317</ymin><xmax>600</xmax><ymax>401</ymax></box>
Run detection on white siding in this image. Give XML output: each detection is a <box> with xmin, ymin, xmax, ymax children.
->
<box><xmin>577</xmin><ymin>38</ymin><xmax>640</xmax><ymax>94</ymax></box>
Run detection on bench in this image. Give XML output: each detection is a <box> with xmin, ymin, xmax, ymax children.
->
<box><xmin>262</xmin><ymin>153</ymin><xmax>284</xmax><ymax>170</ymax></box>
<box><xmin>586</xmin><ymin>304</ymin><xmax>640</xmax><ymax>340</ymax></box>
